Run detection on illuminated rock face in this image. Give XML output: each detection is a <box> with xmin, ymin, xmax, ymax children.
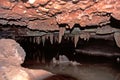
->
<box><xmin>0</xmin><ymin>66</ymin><xmax>31</xmax><ymax>80</ymax></box>
<box><xmin>0</xmin><ymin>39</ymin><xmax>26</xmax><ymax>66</ymax></box>
<box><xmin>0</xmin><ymin>0</ymin><xmax>120</xmax><ymax>30</ymax></box>
<box><xmin>0</xmin><ymin>39</ymin><xmax>28</xmax><ymax>80</ymax></box>
<box><xmin>0</xmin><ymin>39</ymin><xmax>53</xmax><ymax>80</ymax></box>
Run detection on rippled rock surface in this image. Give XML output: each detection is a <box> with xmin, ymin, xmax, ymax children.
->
<box><xmin>0</xmin><ymin>0</ymin><xmax>120</xmax><ymax>30</ymax></box>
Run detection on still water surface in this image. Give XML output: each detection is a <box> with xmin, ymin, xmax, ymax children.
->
<box><xmin>23</xmin><ymin>62</ymin><xmax>120</xmax><ymax>80</ymax></box>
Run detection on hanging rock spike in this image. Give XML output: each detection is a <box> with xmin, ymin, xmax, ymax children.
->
<box><xmin>59</xmin><ymin>27</ymin><xmax>66</xmax><ymax>43</ymax></box>
<box><xmin>114</xmin><ymin>32</ymin><xmax>120</xmax><ymax>48</ymax></box>
<box><xmin>45</xmin><ymin>34</ymin><xmax>49</xmax><ymax>40</ymax></box>
<box><xmin>49</xmin><ymin>33</ymin><xmax>54</xmax><ymax>44</ymax></box>
<box><xmin>86</xmin><ymin>33</ymin><xmax>90</xmax><ymax>41</ymax></box>
<box><xmin>74</xmin><ymin>35</ymin><xmax>79</xmax><ymax>47</ymax></box>
<box><xmin>36</xmin><ymin>37</ymin><xmax>41</xmax><ymax>44</ymax></box>
<box><xmin>39</xmin><ymin>37</ymin><xmax>41</xmax><ymax>44</ymax></box>
<box><xmin>54</xmin><ymin>35</ymin><xmax>59</xmax><ymax>43</ymax></box>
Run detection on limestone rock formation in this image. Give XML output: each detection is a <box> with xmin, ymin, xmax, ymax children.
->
<box><xmin>0</xmin><ymin>39</ymin><xmax>26</xmax><ymax>66</ymax></box>
<box><xmin>0</xmin><ymin>0</ymin><xmax>120</xmax><ymax>30</ymax></box>
<box><xmin>0</xmin><ymin>39</ymin><xmax>53</xmax><ymax>80</ymax></box>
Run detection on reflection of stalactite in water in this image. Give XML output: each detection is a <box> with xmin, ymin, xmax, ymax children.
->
<box><xmin>20</xmin><ymin>35</ymin><xmax>119</xmax><ymax>65</ymax></box>
<box><xmin>16</xmin><ymin>35</ymin><xmax>76</xmax><ymax>65</ymax></box>
<box><xmin>42</xmin><ymin>52</ymin><xmax>46</xmax><ymax>64</ymax></box>
<box><xmin>10</xmin><ymin>34</ymin><xmax>120</xmax><ymax>67</ymax></box>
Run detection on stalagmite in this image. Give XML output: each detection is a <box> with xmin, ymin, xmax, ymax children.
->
<box><xmin>74</xmin><ymin>35</ymin><xmax>79</xmax><ymax>47</ymax></box>
<box><xmin>59</xmin><ymin>55</ymin><xmax>70</xmax><ymax>63</ymax></box>
<box><xmin>70</xmin><ymin>61</ymin><xmax>81</xmax><ymax>66</ymax></box>
<box><xmin>59</xmin><ymin>27</ymin><xmax>66</xmax><ymax>43</ymax></box>
<box><xmin>52</xmin><ymin>57</ymin><xmax>58</xmax><ymax>64</ymax></box>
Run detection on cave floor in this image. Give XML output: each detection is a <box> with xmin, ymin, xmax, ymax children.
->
<box><xmin>23</xmin><ymin>63</ymin><xmax>120</xmax><ymax>80</ymax></box>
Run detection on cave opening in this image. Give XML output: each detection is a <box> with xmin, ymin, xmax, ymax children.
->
<box><xmin>13</xmin><ymin>35</ymin><xmax>120</xmax><ymax>67</ymax></box>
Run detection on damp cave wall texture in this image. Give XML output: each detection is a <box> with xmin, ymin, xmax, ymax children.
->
<box><xmin>0</xmin><ymin>0</ymin><xmax>120</xmax><ymax>31</ymax></box>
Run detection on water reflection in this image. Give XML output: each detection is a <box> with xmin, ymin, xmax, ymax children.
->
<box><xmin>17</xmin><ymin>36</ymin><xmax>120</xmax><ymax>80</ymax></box>
<box><xmin>24</xmin><ymin>62</ymin><xmax>120</xmax><ymax>80</ymax></box>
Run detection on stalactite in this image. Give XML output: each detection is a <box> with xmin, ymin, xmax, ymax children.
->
<box><xmin>114</xmin><ymin>32</ymin><xmax>120</xmax><ymax>48</ymax></box>
<box><xmin>74</xmin><ymin>35</ymin><xmax>79</xmax><ymax>48</ymax></box>
<box><xmin>59</xmin><ymin>27</ymin><xmax>66</xmax><ymax>43</ymax></box>
<box><xmin>49</xmin><ymin>34</ymin><xmax>54</xmax><ymax>44</ymax></box>
<box><xmin>54</xmin><ymin>35</ymin><xmax>59</xmax><ymax>43</ymax></box>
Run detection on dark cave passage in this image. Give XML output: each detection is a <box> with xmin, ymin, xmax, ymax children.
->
<box><xmin>15</xmin><ymin>36</ymin><xmax>120</xmax><ymax>80</ymax></box>
<box><xmin>17</xmin><ymin>36</ymin><xmax>76</xmax><ymax>65</ymax></box>
<box><xmin>14</xmin><ymin>35</ymin><xmax>120</xmax><ymax>67</ymax></box>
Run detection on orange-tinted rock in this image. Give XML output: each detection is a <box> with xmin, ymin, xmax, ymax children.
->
<box><xmin>0</xmin><ymin>0</ymin><xmax>120</xmax><ymax>30</ymax></box>
<box><xmin>0</xmin><ymin>0</ymin><xmax>12</xmax><ymax>9</ymax></box>
<box><xmin>28</xmin><ymin>18</ymin><xmax>59</xmax><ymax>31</ymax></box>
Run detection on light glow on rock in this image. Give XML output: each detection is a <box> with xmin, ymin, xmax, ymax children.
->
<box><xmin>28</xmin><ymin>0</ymin><xmax>36</xmax><ymax>4</ymax></box>
<box><xmin>12</xmin><ymin>70</ymin><xmax>29</xmax><ymax>80</ymax></box>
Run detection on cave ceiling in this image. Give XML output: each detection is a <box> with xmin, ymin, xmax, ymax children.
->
<box><xmin>0</xmin><ymin>0</ymin><xmax>120</xmax><ymax>31</ymax></box>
